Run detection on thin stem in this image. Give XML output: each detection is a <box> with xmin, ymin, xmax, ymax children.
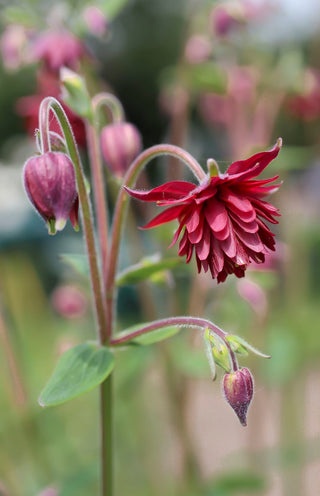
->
<box><xmin>100</xmin><ymin>374</ymin><xmax>113</xmax><ymax>496</ymax></box>
<box><xmin>85</xmin><ymin>120</ymin><xmax>109</xmax><ymax>281</ymax></box>
<box><xmin>39</xmin><ymin>97</ymin><xmax>107</xmax><ymax>343</ymax></box>
<box><xmin>105</xmin><ymin>145</ymin><xmax>206</xmax><ymax>340</ymax></box>
<box><xmin>92</xmin><ymin>93</ymin><xmax>125</xmax><ymax>124</ymax></box>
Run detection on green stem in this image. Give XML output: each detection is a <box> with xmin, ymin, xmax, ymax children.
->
<box><xmin>105</xmin><ymin>144</ymin><xmax>206</xmax><ymax>340</ymax></box>
<box><xmin>100</xmin><ymin>374</ymin><xmax>113</xmax><ymax>496</ymax></box>
<box><xmin>39</xmin><ymin>97</ymin><xmax>107</xmax><ymax>343</ymax></box>
<box><xmin>85</xmin><ymin>120</ymin><xmax>109</xmax><ymax>281</ymax></box>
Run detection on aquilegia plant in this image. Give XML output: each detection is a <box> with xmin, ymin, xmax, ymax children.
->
<box><xmin>22</xmin><ymin>70</ymin><xmax>282</xmax><ymax>496</ymax></box>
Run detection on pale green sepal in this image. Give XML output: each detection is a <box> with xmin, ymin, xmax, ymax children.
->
<box><xmin>39</xmin><ymin>343</ymin><xmax>114</xmax><ymax>407</ymax></box>
<box><xmin>60</xmin><ymin>68</ymin><xmax>93</xmax><ymax>121</ymax></box>
<box><xmin>228</xmin><ymin>335</ymin><xmax>271</xmax><ymax>359</ymax></box>
<box><xmin>204</xmin><ymin>328</ymin><xmax>216</xmax><ymax>380</ymax></box>
<box><xmin>226</xmin><ymin>335</ymin><xmax>249</xmax><ymax>356</ymax></box>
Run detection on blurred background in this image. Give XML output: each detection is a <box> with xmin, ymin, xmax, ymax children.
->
<box><xmin>0</xmin><ymin>0</ymin><xmax>320</xmax><ymax>495</ymax></box>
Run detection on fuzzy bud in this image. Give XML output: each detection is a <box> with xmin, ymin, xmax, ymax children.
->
<box><xmin>223</xmin><ymin>367</ymin><xmax>253</xmax><ymax>426</ymax></box>
<box><xmin>23</xmin><ymin>151</ymin><xmax>79</xmax><ymax>234</ymax></box>
<box><xmin>100</xmin><ymin>122</ymin><xmax>142</xmax><ymax>178</ymax></box>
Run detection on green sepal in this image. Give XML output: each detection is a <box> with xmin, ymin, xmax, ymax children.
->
<box><xmin>39</xmin><ymin>343</ymin><xmax>114</xmax><ymax>407</ymax></box>
<box><xmin>227</xmin><ymin>335</ymin><xmax>271</xmax><ymax>359</ymax></box>
<box><xmin>116</xmin><ymin>254</ymin><xmax>182</xmax><ymax>286</ymax></box>
<box><xmin>60</xmin><ymin>68</ymin><xmax>93</xmax><ymax>121</ymax></box>
<box><xmin>226</xmin><ymin>335</ymin><xmax>249</xmax><ymax>356</ymax></box>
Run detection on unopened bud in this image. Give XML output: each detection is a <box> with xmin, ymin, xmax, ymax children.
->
<box><xmin>100</xmin><ymin>122</ymin><xmax>142</xmax><ymax>178</ymax></box>
<box><xmin>23</xmin><ymin>152</ymin><xmax>79</xmax><ymax>234</ymax></box>
<box><xmin>223</xmin><ymin>367</ymin><xmax>253</xmax><ymax>426</ymax></box>
<box><xmin>51</xmin><ymin>285</ymin><xmax>88</xmax><ymax>319</ymax></box>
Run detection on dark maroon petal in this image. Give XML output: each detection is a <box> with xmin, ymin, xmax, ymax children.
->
<box><xmin>220</xmin><ymin>188</ymin><xmax>253</xmax><ymax>213</ymax></box>
<box><xmin>204</xmin><ymin>198</ymin><xmax>228</xmax><ymax>233</ymax></box>
<box><xmin>185</xmin><ymin>205</ymin><xmax>202</xmax><ymax>233</ymax></box>
<box><xmin>213</xmin><ymin>220</ymin><xmax>230</xmax><ymax>240</ymax></box>
<box><xmin>195</xmin><ymin>223</ymin><xmax>211</xmax><ymax>261</ymax></box>
<box><xmin>211</xmin><ymin>236</ymin><xmax>225</xmax><ymax>272</ymax></box>
<box><xmin>233</xmin><ymin>225</ymin><xmax>264</xmax><ymax>253</ymax></box>
<box><xmin>229</xmin><ymin>212</ymin><xmax>259</xmax><ymax>233</ymax></box>
<box><xmin>169</xmin><ymin>221</ymin><xmax>185</xmax><ymax>247</ymax></box>
<box><xmin>124</xmin><ymin>181</ymin><xmax>195</xmax><ymax>203</ymax></box>
<box><xmin>225</xmin><ymin>202</ymin><xmax>257</xmax><ymax>223</ymax></box>
<box><xmin>220</xmin><ymin>220</ymin><xmax>237</xmax><ymax>258</ymax></box>
<box><xmin>188</xmin><ymin>215</ymin><xmax>204</xmax><ymax>244</ymax></box>
<box><xmin>142</xmin><ymin>205</ymin><xmax>185</xmax><ymax>229</ymax></box>
<box><xmin>226</xmin><ymin>139</ymin><xmax>282</xmax><ymax>180</ymax></box>
<box><xmin>178</xmin><ymin>229</ymin><xmax>189</xmax><ymax>256</ymax></box>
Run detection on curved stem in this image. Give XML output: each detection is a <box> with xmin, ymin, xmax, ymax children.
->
<box><xmin>110</xmin><ymin>315</ymin><xmax>238</xmax><ymax>371</ymax></box>
<box><xmin>105</xmin><ymin>145</ymin><xmax>206</xmax><ymax>340</ymax></box>
<box><xmin>85</xmin><ymin>120</ymin><xmax>109</xmax><ymax>281</ymax></box>
<box><xmin>39</xmin><ymin>97</ymin><xmax>107</xmax><ymax>343</ymax></box>
<box><xmin>92</xmin><ymin>93</ymin><xmax>125</xmax><ymax>124</ymax></box>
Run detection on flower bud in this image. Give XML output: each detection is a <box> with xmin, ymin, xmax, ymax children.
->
<box><xmin>100</xmin><ymin>122</ymin><xmax>142</xmax><ymax>178</ymax></box>
<box><xmin>23</xmin><ymin>152</ymin><xmax>79</xmax><ymax>234</ymax></box>
<box><xmin>223</xmin><ymin>367</ymin><xmax>253</xmax><ymax>426</ymax></box>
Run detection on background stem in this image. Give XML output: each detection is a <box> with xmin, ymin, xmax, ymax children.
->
<box><xmin>85</xmin><ymin>121</ymin><xmax>109</xmax><ymax>281</ymax></box>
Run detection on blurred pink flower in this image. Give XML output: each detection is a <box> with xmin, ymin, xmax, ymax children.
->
<box><xmin>31</xmin><ymin>29</ymin><xmax>84</xmax><ymax>72</ymax></box>
<box><xmin>0</xmin><ymin>24</ymin><xmax>30</xmax><ymax>71</ymax></box>
<box><xmin>286</xmin><ymin>69</ymin><xmax>320</xmax><ymax>121</ymax></box>
<box><xmin>210</xmin><ymin>1</ymin><xmax>274</xmax><ymax>37</ymax></box>
<box><xmin>83</xmin><ymin>6</ymin><xmax>109</xmax><ymax>37</ymax></box>
<box><xmin>51</xmin><ymin>285</ymin><xmax>88</xmax><ymax>319</ymax></box>
<box><xmin>184</xmin><ymin>35</ymin><xmax>211</xmax><ymax>64</ymax></box>
<box><xmin>237</xmin><ymin>278</ymin><xmax>268</xmax><ymax>317</ymax></box>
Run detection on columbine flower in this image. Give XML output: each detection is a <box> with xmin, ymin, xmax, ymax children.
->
<box><xmin>23</xmin><ymin>152</ymin><xmax>79</xmax><ymax>234</ymax></box>
<box><xmin>125</xmin><ymin>139</ymin><xmax>282</xmax><ymax>283</ymax></box>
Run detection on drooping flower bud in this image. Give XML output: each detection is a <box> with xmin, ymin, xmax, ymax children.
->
<box><xmin>223</xmin><ymin>367</ymin><xmax>254</xmax><ymax>426</ymax></box>
<box><xmin>23</xmin><ymin>152</ymin><xmax>79</xmax><ymax>234</ymax></box>
<box><xmin>100</xmin><ymin>122</ymin><xmax>142</xmax><ymax>178</ymax></box>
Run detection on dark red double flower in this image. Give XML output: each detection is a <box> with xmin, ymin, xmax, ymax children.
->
<box><xmin>125</xmin><ymin>139</ymin><xmax>282</xmax><ymax>283</ymax></box>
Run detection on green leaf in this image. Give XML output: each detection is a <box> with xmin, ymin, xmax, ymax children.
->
<box><xmin>39</xmin><ymin>343</ymin><xmax>114</xmax><ymax>407</ymax></box>
<box><xmin>59</xmin><ymin>253</ymin><xmax>89</xmax><ymax>278</ymax></box>
<box><xmin>116</xmin><ymin>255</ymin><xmax>182</xmax><ymax>286</ymax></box>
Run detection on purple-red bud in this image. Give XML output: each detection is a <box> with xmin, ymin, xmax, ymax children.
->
<box><xmin>100</xmin><ymin>122</ymin><xmax>142</xmax><ymax>178</ymax></box>
<box><xmin>223</xmin><ymin>367</ymin><xmax>254</xmax><ymax>426</ymax></box>
<box><xmin>23</xmin><ymin>152</ymin><xmax>79</xmax><ymax>234</ymax></box>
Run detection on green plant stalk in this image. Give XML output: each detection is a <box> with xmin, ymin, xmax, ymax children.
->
<box><xmin>105</xmin><ymin>144</ymin><xmax>207</xmax><ymax>340</ymax></box>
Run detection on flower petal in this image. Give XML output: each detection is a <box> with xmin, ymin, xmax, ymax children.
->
<box><xmin>124</xmin><ymin>181</ymin><xmax>195</xmax><ymax>203</ymax></box>
<box><xmin>226</xmin><ymin>139</ymin><xmax>282</xmax><ymax>180</ymax></box>
<box><xmin>141</xmin><ymin>205</ymin><xmax>185</xmax><ymax>229</ymax></box>
<box><xmin>204</xmin><ymin>198</ymin><xmax>228</xmax><ymax>233</ymax></box>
